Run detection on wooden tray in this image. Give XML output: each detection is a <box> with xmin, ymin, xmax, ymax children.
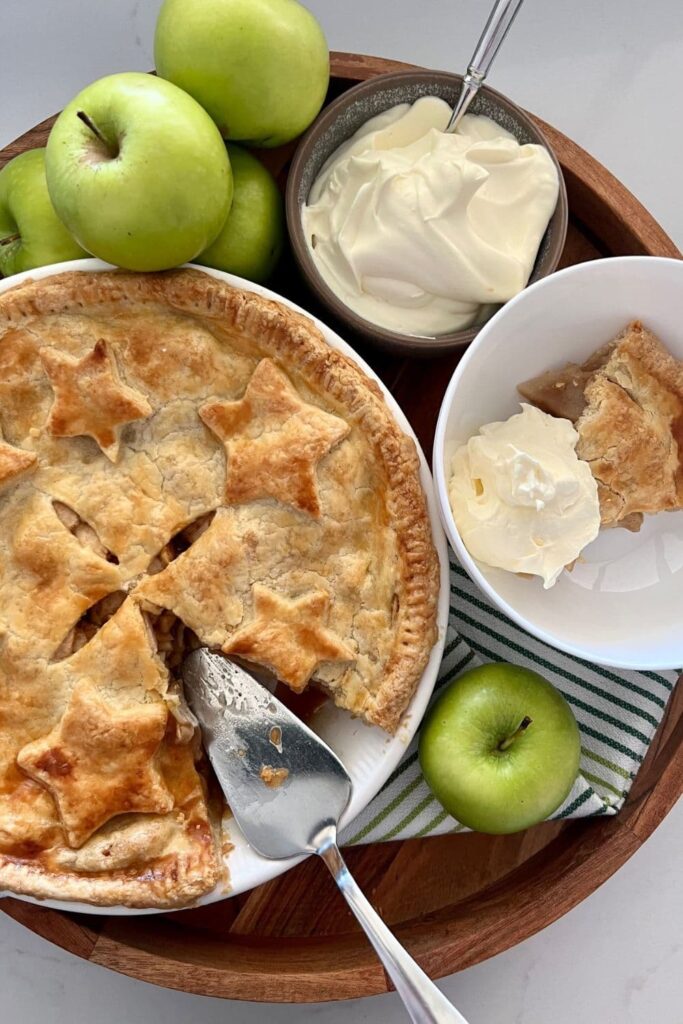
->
<box><xmin>1</xmin><ymin>52</ymin><xmax>681</xmax><ymax>1004</ymax></box>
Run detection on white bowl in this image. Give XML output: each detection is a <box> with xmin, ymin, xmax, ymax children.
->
<box><xmin>0</xmin><ymin>259</ymin><xmax>449</xmax><ymax>915</ymax></box>
<box><xmin>434</xmin><ymin>256</ymin><xmax>683</xmax><ymax>672</ymax></box>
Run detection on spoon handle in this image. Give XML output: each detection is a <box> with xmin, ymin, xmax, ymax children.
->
<box><xmin>318</xmin><ymin>836</ymin><xmax>469</xmax><ymax>1023</ymax></box>
<box><xmin>446</xmin><ymin>0</ymin><xmax>526</xmax><ymax>132</ymax></box>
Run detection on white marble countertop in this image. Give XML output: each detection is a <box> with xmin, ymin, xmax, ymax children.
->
<box><xmin>1</xmin><ymin>1</ymin><xmax>681</xmax><ymax>1020</ymax></box>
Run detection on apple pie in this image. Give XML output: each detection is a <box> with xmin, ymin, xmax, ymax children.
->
<box><xmin>519</xmin><ymin>320</ymin><xmax>683</xmax><ymax>528</ymax></box>
<box><xmin>0</xmin><ymin>269</ymin><xmax>439</xmax><ymax>907</ymax></box>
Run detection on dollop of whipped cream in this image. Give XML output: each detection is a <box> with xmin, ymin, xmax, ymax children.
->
<box><xmin>302</xmin><ymin>96</ymin><xmax>560</xmax><ymax>337</ymax></box>
<box><xmin>448</xmin><ymin>404</ymin><xmax>600</xmax><ymax>588</ymax></box>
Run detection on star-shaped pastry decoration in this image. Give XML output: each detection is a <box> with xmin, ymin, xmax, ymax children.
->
<box><xmin>17</xmin><ymin>683</ymin><xmax>173</xmax><ymax>848</ymax></box>
<box><xmin>40</xmin><ymin>339</ymin><xmax>153</xmax><ymax>462</ymax></box>
<box><xmin>0</xmin><ymin>434</ymin><xmax>37</xmax><ymax>490</ymax></box>
<box><xmin>137</xmin><ymin>510</ymin><xmax>245</xmax><ymax>647</ymax></box>
<box><xmin>223</xmin><ymin>583</ymin><xmax>355</xmax><ymax>692</ymax></box>
<box><xmin>199</xmin><ymin>359</ymin><xmax>350</xmax><ymax>517</ymax></box>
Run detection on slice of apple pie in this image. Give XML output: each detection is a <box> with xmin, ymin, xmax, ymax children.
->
<box><xmin>519</xmin><ymin>320</ymin><xmax>683</xmax><ymax>529</ymax></box>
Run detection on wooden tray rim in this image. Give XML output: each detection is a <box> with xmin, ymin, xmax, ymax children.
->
<box><xmin>0</xmin><ymin>51</ymin><xmax>680</xmax><ymax>1004</ymax></box>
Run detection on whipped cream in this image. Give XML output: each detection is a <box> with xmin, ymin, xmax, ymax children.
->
<box><xmin>448</xmin><ymin>404</ymin><xmax>600</xmax><ymax>588</ymax></box>
<box><xmin>302</xmin><ymin>96</ymin><xmax>560</xmax><ymax>337</ymax></box>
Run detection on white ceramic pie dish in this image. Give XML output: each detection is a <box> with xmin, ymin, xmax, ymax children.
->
<box><xmin>0</xmin><ymin>258</ymin><xmax>449</xmax><ymax>916</ymax></box>
<box><xmin>434</xmin><ymin>255</ymin><xmax>683</xmax><ymax>671</ymax></box>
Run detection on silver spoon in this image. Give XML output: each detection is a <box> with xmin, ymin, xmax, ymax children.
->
<box><xmin>446</xmin><ymin>0</ymin><xmax>526</xmax><ymax>133</ymax></box>
<box><xmin>182</xmin><ymin>649</ymin><xmax>470</xmax><ymax>1024</ymax></box>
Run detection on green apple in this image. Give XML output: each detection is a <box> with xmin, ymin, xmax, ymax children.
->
<box><xmin>154</xmin><ymin>0</ymin><xmax>329</xmax><ymax>147</ymax></box>
<box><xmin>194</xmin><ymin>144</ymin><xmax>283</xmax><ymax>282</ymax></box>
<box><xmin>45</xmin><ymin>72</ymin><xmax>233</xmax><ymax>272</ymax></box>
<box><xmin>419</xmin><ymin>663</ymin><xmax>581</xmax><ymax>834</ymax></box>
<box><xmin>0</xmin><ymin>149</ymin><xmax>86</xmax><ymax>277</ymax></box>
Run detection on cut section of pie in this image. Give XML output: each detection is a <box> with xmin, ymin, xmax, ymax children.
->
<box><xmin>0</xmin><ymin>269</ymin><xmax>439</xmax><ymax>908</ymax></box>
<box><xmin>519</xmin><ymin>321</ymin><xmax>683</xmax><ymax>528</ymax></box>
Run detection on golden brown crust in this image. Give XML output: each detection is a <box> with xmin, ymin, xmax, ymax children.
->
<box><xmin>0</xmin><ymin>268</ymin><xmax>440</xmax><ymax>908</ymax></box>
<box><xmin>0</xmin><ymin>433</ymin><xmax>37</xmax><ymax>489</ymax></box>
<box><xmin>223</xmin><ymin>583</ymin><xmax>355</xmax><ymax>692</ymax></box>
<box><xmin>199</xmin><ymin>358</ymin><xmax>350</xmax><ymax>517</ymax></box>
<box><xmin>0</xmin><ymin>815</ymin><xmax>220</xmax><ymax>908</ymax></box>
<box><xmin>18</xmin><ymin>683</ymin><xmax>173</xmax><ymax>848</ymax></box>
<box><xmin>138</xmin><ymin>510</ymin><xmax>245</xmax><ymax>647</ymax></box>
<box><xmin>575</xmin><ymin>321</ymin><xmax>683</xmax><ymax>524</ymax></box>
<box><xmin>40</xmin><ymin>338</ymin><xmax>153</xmax><ymax>461</ymax></box>
<box><xmin>519</xmin><ymin>321</ymin><xmax>683</xmax><ymax>529</ymax></box>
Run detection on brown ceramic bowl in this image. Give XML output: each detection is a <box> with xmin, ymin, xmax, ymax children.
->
<box><xmin>286</xmin><ymin>70</ymin><xmax>569</xmax><ymax>357</ymax></box>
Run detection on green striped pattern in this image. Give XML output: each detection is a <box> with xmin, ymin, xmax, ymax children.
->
<box><xmin>342</xmin><ymin>557</ymin><xmax>679</xmax><ymax>846</ymax></box>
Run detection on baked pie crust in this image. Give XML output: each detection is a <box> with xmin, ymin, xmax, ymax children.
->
<box><xmin>519</xmin><ymin>321</ymin><xmax>683</xmax><ymax>528</ymax></box>
<box><xmin>0</xmin><ymin>269</ymin><xmax>439</xmax><ymax>907</ymax></box>
<box><xmin>575</xmin><ymin>322</ymin><xmax>683</xmax><ymax>524</ymax></box>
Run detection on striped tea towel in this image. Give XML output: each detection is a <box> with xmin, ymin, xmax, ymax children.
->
<box><xmin>342</xmin><ymin>555</ymin><xmax>679</xmax><ymax>845</ymax></box>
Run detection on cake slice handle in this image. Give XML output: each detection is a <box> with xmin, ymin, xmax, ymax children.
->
<box><xmin>317</xmin><ymin>826</ymin><xmax>470</xmax><ymax>1023</ymax></box>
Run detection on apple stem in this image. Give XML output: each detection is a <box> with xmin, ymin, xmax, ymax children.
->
<box><xmin>0</xmin><ymin>233</ymin><xmax>20</xmax><ymax>247</ymax></box>
<box><xmin>498</xmin><ymin>716</ymin><xmax>533</xmax><ymax>752</ymax></box>
<box><xmin>77</xmin><ymin>110</ymin><xmax>116</xmax><ymax>155</ymax></box>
